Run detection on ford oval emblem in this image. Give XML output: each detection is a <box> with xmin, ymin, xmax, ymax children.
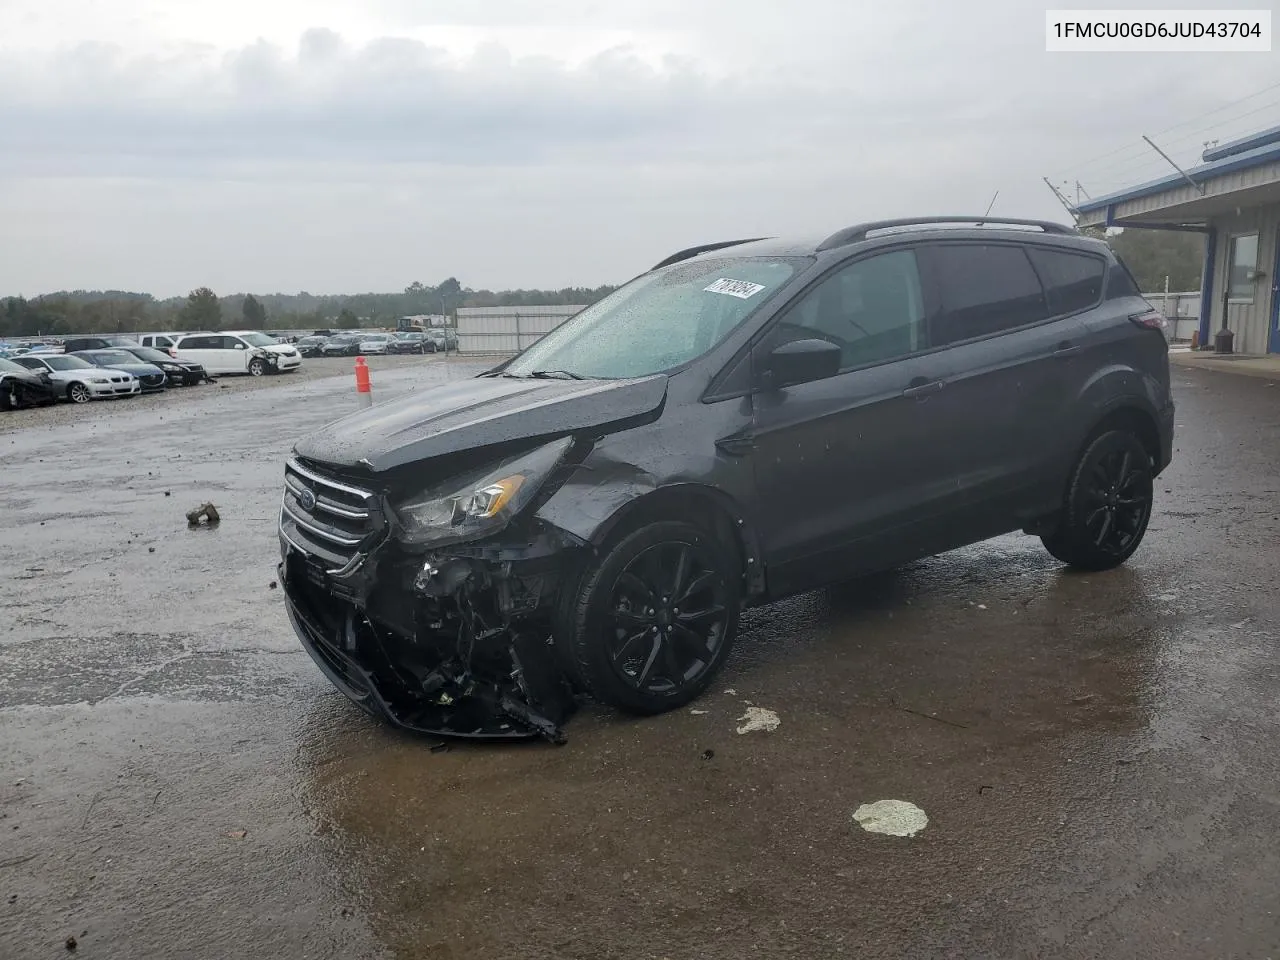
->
<box><xmin>298</xmin><ymin>487</ymin><xmax>317</xmax><ymax>512</ymax></box>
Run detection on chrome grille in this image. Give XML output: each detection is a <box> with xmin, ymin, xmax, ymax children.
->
<box><xmin>280</xmin><ymin>458</ymin><xmax>381</xmax><ymax>572</ymax></box>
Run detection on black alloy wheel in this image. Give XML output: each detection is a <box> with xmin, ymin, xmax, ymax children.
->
<box><xmin>1042</xmin><ymin>429</ymin><xmax>1154</xmax><ymax>571</ymax></box>
<box><xmin>568</xmin><ymin>520</ymin><xmax>740</xmax><ymax>714</ymax></box>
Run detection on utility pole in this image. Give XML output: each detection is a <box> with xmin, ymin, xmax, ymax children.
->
<box><xmin>1042</xmin><ymin>177</ymin><xmax>1077</xmax><ymax>217</ymax></box>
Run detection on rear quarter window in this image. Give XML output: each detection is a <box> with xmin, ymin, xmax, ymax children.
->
<box><xmin>1027</xmin><ymin>247</ymin><xmax>1105</xmax><ymax>315</ymax></box>
<box><xmin>1105</xmin><ymin>257</ymin><xmax>1146</xmax><ymax>300</ymax></box>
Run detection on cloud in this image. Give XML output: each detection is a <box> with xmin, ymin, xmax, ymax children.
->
<box><xmin>0</xmin><ymin>0</ymin><xmax>1277</xmax><ymax>294</ymax></box>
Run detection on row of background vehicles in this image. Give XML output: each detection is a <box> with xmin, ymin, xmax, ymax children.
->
<box><xmin>297</xmin><ymin>328</ymin><xmax>459</xmax><ymax>357</ymax></box>
<box><xmin>0</xmin><ymin>330</ymin><xmax>301</xmax><ymax>409</ymax></box>
<box><xmin>0</xmin><ymin>326</ymin><xmax>455</xmax><ymax>411</ymax></box>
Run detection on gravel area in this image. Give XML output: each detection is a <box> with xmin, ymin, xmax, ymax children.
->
<box><xmin>0</xmin><ymin>353</ymin><xmax>475</xmax><ymax>435</ymax></box>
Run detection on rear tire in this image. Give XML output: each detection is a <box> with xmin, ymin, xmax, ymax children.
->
<box><xmin>567</xmin><ymin>520</ymin><xmax>741</xmax><ymax>715</ymax></box>
<box><xmin>1041</xmin><ymin>429</ymin><xmax>1154</xmax><ymax>571</ymax></box>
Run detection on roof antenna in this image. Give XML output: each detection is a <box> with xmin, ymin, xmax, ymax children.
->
<box><xmin>1141</xmin><ymin>135</ymin><xmax>1206</xmax><ymax>194</ymax></box>
<box><xmin>981</xmin><ymin>190</ymin><xmax>999</xmax><ymax>218</ymax></box>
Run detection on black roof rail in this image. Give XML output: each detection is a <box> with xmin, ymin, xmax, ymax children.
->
<box><xmin>650</xmin><ymin>237</ymin><xmax>769</xmax><ymax>271</ymax></box>
<box><xmin>816</xmin><ymin>217</ymin><xmax>1077</xmax><ymax>252</ymax></box>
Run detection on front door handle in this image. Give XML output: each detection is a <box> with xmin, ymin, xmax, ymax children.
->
<box><xmin>1055</xmin><ymin>340</ymin><xmax>1083</xmax><ymax>357</ymax></box>
<box><xmin>902</xmin><ymin>378</ymin><xmax>946</xmax><ymax>399</ymax></box>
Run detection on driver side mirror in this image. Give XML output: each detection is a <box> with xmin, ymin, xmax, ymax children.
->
<box><xmin>765</xmin><ymin>339</ymin><xmax>842</xmax><ymax>389</ymax></box>
<box><xmin>234</xmin><ymin>343</ymin><xmax>247</xmax><ymax>350</ymax></box>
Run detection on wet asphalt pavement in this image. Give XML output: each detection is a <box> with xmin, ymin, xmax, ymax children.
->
<box><xmin>3</xmin><ymin>361</ymin><xmax>1279</xmax><ymax>959</ymax></box>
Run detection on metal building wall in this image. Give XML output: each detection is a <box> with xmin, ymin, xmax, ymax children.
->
<box><xmin>455</xmin><ymin>305</ymin><xmax>587</xmax><ymax>354</ymax></box>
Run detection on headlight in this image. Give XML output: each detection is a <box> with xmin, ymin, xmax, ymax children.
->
<box><xmin>161</xmin><ymin>364</ymin><xmax>181</xmax><ymax>372</ymax></box>
<box><xmin>90</xmin><ymin>377</ymin><xmax>110</xmax><ymax>384</ymax></box>
<box><xmin>394</xmin><ymin>437</ymin><xmax>574</xmax><ymax>547</ymax></box>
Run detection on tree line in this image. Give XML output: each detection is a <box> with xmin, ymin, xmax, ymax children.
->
<box><xmin>0</xmin><ymin>277</ymin><xmax>619</xmax><ymax>339</ymax></box>
<box><xmin>0</xmin><ymin>228</ymin><xmax>1207</xmax><ymax>340</ymax></box>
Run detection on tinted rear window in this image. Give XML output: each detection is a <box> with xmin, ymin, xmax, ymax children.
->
<box><xmin>1105</xmin><ymin>258</ymin><xmax>1146</xmax><ymax>299</ymax></box>
<box><xmin>929</xmin><ymin>244</ymin><xmax>1049</xmax><ymax>345</ymax></box>
<box><xmin>1027</xmin><ymin>248</ymin><xmax>1105</xmax><ymax>315</ymax></box>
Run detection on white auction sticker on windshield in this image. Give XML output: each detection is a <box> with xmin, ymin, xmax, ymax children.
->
<box><xmin>704</xmin><ymin>278</ymin><xmax>766</xmax><ymax>299</ymax></box>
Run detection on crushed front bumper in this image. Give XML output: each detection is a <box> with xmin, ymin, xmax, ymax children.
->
<box><xmin>279</xmin><ymin>530</ymin><xmax>581</xmax><ymax>743</ymax></box>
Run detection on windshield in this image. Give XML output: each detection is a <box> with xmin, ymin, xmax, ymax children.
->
<box><xmin>504</xmin><ymin>256</ymin><xmax>804</xmax><ymax>379</ymax></box>
<box><xmin>130</xmin><ymin>347</ymin><xmax>172</xmax><ymax>363</ymax></box>
<box><xmin>44</xmin><ymin>356</ymin><xmax>93</xmax><ymax>371</ymax></box>
<box><xmin>240</xmin><ymin>333</ymin><xmax>278</xmax><ymax>347</ymax></box>
<box><xmin>86</xmin><ymin>350</ymin><xmax>139</xmax><ymax>365</ymax></box>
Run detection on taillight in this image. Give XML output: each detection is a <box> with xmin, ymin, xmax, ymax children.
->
<box><xmin>1128</xmin><ymin>310</ymin><xmax>1167</xmax><ymax>331</ymax></box>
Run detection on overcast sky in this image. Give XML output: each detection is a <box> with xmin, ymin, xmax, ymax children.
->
<box><xmin>1</xmin><ymin>0</ymin><xmax>1277</xmax><ymax>297</ymax></box>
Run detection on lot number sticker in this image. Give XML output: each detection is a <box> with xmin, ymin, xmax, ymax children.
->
<box><xmin>704</xmin><ymin>278</ymin><xmax>766</xmax><ymax>299</ymax></box>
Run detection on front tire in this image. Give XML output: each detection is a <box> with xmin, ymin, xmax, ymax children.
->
<box><xmin>1041</xmin><ymin>429</ymin><xmax>1154</xmax><ymax>571</ymax></box>
<box><xmin>68</xmin><ymin>382</ymin><xmax>91</xmax><ymax>404</ymax></box>
<box><xmin>248</xmin><ymin>358</ymin><xmax>267</xmax><ymax>377</ymax></box>
<box><xmin>566</xmin><ymin>520</ymin><xmax>741</xmax><ymax>715</ymax></box>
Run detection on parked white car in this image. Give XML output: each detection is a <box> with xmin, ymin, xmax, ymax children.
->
<box><xmin>357</xmin><ymin>333</ymin><xmax>392</xmax><ymax>355</ymax></box>
<box><xmin>13</xmin><ymin>354</ymin><xmax>139</xmax><ymax>403</ymax></box>
<box><xmin>173</xmin><ymin>331</ymin><xmax>303</xmax><ymax>376</ymax></box>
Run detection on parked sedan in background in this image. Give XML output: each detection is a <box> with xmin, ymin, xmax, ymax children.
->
<box><xmin>320</xmin><ymin>335</ymin><xmax>361</xmax><ymax>357</ymax></box>
<box><xmin>13</xmin><ymin>355</ymin><xmax>139</xmax><ymax>403</ymax></box>
<box><xmin>424</xmin><ymin>328</ymin><xmax>459</xmax><ymax>352</ymax></box>
<box><xmin>387</xmin><ymin>332</ymin><xmax>428</xmax><ymax>354</ymax></box>
<box><xmin>295</xmin><ymin>336</ymin><xmax>329</xmax><ymax>358</ymax></box>
<box><xmin>357</xmin><ymin>333</ymin><xmax>392</xmax><ymax>355</ymax></box>
<box><xmin>117</xmin><ymin>346</ymin><xmax>208</xmax><ymax>386</ymax></box>
<box><xmin>0</xmin><ymin>357</ymin><xmax>59</xmax><ymax>410</ymax></box>
<box><xmin>71</xmin><ymin>349</ymin><xmax>168</xmax><ymax>393</ymax></box>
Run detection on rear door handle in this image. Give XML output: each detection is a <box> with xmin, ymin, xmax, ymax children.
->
<box><xmin>1055</xmin><ymin>340</ymin><xmax>1083</xmax><ymax>357</ymax></box>
<box><xmin>902</xmin><ymin>378</ymin><xmax>946</xmax><ymax>399</ymax></box>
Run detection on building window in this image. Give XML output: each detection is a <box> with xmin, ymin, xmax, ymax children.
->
<box><xmin>1228</xmin><ymin>233</ymin><xmax>1259</xmax><ymax>302</ymax></box>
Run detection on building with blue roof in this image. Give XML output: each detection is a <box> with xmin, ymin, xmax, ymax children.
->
<box><xmin>1074</xmin><ymin>124</ymin><xmax>1280</xmax><ymax>354</ymax></box>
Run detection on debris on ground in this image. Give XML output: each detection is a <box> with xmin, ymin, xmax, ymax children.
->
<box><xmin>429</xmin><ymin>742</ymin><xmax>450</xmax><ymax>754</ymax></box>
<box><xmin>853</xmin><ymin>800</ymin><xmax>929</xmax><ymax>837</ymax></box>
<box><xmin>225</xmin><ymin>829</ymin><xmax>247</xmax><ymax>840</ymax></box>
<box><xmin>164</xmin><ymin>491</ymin><xmax>171</xmax><ymax>497</ymax></box>
<box><xmin>735</xmin><ymin>706</ymin><xmax>780</xmax><ymax>734</ymax></box>
<box><xmin>186</xmin><ymin>502</ymin><xmax>220</xmax><ymax>527</ymax></box>
<box><xmin>690</xmin><ymin>709</ymin><xmax>708</xmax><ymax>715</ymax></box>
<box><xmin>268</xmin><ymin>581</ymin><xmax>278</xmax><ymax>590</ymax></box>
<box><xmin>65</xmin><ymin>936</ymin><xmax>77</xmax><ymax>951</ymax></box>
<box><xmin>723</xmin><ymin>688</ymin><xmax>737</xmax><ymax>696</ymax></box>
<box><xmin>701</xmin><ymin>749</ymin><xmax>715</xmax><ymax>761</ymax></box>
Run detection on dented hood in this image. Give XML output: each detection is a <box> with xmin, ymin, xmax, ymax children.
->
<box><xmin>294</xmin><ymin>373</ymin><xmax>669</xmax><ymax>472</ymax></box>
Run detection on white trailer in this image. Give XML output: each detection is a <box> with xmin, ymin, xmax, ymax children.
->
<box><xmin>455</xmin><ymin>305</ymin><xmax>587</xmax><ymax>355</ymax></box>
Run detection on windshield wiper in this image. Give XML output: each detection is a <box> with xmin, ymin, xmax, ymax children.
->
<box><xmin>525</xmin><ymin>370</ymin><xmax>588</xmax><ymax>380</ymax></box>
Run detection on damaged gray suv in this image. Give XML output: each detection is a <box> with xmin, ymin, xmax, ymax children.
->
<box><xmin>279</xmin><ymin>217</ymin><xmax>1174</xmax><ymax>743</ymax></box>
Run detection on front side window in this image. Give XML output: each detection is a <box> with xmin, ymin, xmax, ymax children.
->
<box><xmin>504</xmin><ymin>256</ymin><xmax>806</xmax><ymax>379</ymax></box>
<box><xmin>781</xmin><ymin>249</ymin><xmax>926</xmax><ymax>370</ymax></box>
<box><xmin>1028</xmin><ymin>248</ymin><xmax>1105</xmax><ymax>315</ymax></box>
<box><xmin>1228</xmin><ymin>233</ymin><xmax>1259</xmax><ymax>302</ymax></box>
<box><xmin>930</xmin><ymin>244</ymin><xmax>1049</xmax><ymax>346</ymax></box>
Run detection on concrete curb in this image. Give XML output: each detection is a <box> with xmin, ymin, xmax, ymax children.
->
<box><xmin>1171</xmin><ymin>351</ymin><xmax>1280</xmax><ymax>381</ymax></box>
